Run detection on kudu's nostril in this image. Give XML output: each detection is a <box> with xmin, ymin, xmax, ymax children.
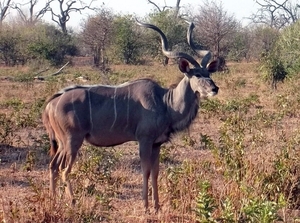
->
<box><xmin>213</xmin><ymin>86</ymin><xmax>219</xmax><ymax>93</ymax></box>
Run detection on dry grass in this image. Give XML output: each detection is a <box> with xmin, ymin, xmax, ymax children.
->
<box><xmin>1</xmin><ymin>62</ymin><xmax>300</xmax><ymax>222</ymax></box>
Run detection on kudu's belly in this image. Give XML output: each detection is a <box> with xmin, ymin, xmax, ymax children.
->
<box><xmin>84</xmin><ymin>131</ymin><xmax>136</xmax><ymax>147</ymax></box>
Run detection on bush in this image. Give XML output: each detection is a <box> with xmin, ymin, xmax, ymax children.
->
<box><xmin>0</xmin><ymin>23</ymin><xmax>78</xmax><ymax>67</ymax></box>
<box><xmin>260</xmin><ymin>21</ymin><xmax>300</xmax><ymax>89</ymax></box>
<box><xmin>260</xmin><ymin>51</ymin><xmax>287</xmax><ymax>89</ymax></box>
<box><xmin>110</xmin><ymin>15</ymin><xmax>143</xmax><ymax>64</ymax></box>
<box><xmin>28</xmin><ymin>24</ymin><xmax>78</xmax><ymax>66</ymax></box>
<box><xmin>0</xmin><ymin>26</ymin><xmax>25</xmax><ymax>66</ymax></box>
<box><xmin>276</xmin><ymin>20</ymin><xmax>300</xmax><ymax>76</ymax></box>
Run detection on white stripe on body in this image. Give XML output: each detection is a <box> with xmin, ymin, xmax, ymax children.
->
<box><xmin>87</xmin><ymin>87</ymin><xmax>93</xmax><ymax>131</ymax></box>
<box><xmin>125</xmin><ymin>85</ymin><xmax>131</xmax><ymax>130</ymax></box>
<box><xmin>110</xmin><ymin>87</ymin><xmax>118</xmax><ymax>130</ymax></box>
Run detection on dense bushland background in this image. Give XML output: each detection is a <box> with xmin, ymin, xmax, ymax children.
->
<box><xmin>2</xmin><ymin>61</ymin><xmax>300</xmax><ymax>222</ymax></box>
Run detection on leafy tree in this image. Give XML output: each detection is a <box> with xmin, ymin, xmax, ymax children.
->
<box><xmin>28</xmin><ymin>24</ymin><xmax>77</xmax><ymax>66</ymax></box>
<box><xmin>146</xmin><ymin>10</ymin><xmax>187</xmax><ymax>65</ymax></box>
<box><xmin>0</xmin><ymin>25</ymin><xmax>23</xmax><ymax>66</ymax></box>
<box><xmin>110</xmin><ymin>15</ymin><xmax>143</xmax><ymax>64</ymax></box>
<box><xmin>226</xmin><ymin>27</ymin><xmax>251</xmax><ymax>62</ymax></box>
<box><xmin>258</xmin><ymin>20</ymin><xmax>300</xmax><ymax>89</ymax></box>
<box><xmin>0</xmin><ymin>22</ymin><xmax>77</xmax><ymax>67</ymax></box>
<box><xmin>274</xmin><ymin>20</ymin><xmax>300</xmax><ymax>75</ymax></box>
<box><xmin>260</xmin><ymin>50</ymin><xmax>287</xmax><ymax>89</ymax></box>
<box><xmin>247</xmin><ymin>25</ymin><xmax>279</xmax><ymax>61</ymax></box>
<box><xmin>247</xmin><ymin>0</ymin><xmax>300</xmax><ymax>80</ymax></box>
<box><xmin>80</xmin><ymin>7</ymin><xmax>113</xmax><ymax>68</ymax></box>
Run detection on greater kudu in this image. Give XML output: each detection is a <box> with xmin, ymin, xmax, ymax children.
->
<box><xmin>42</xmin><ymin>20</ymin><xmax>219</xmax><ymax>212</ymax></box>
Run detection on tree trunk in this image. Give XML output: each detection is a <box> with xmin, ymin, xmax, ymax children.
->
<box><xmin>174</xmin><ymin>0</ymin><xmax>181</xmax><ymax>17</ymax></box>
<box><xmin>94</xmin><ymin>46</ymin><xmax>101</xmax><ymax>67</ymax></box>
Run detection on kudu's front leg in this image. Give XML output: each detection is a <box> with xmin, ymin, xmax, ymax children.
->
<box><xmin>139</xmin><ymin>140</ymin><xmax>161</xmax><ymax>213</ymax></box>
<box><xmin>151</xmin><ymin>145</ymin><xmax>161</xmax><ymax>213</ymax></box>
<box><xmin>139</xmin><ymin>140</ymin><xmax>153</xmax><ymax>213</ymax></box>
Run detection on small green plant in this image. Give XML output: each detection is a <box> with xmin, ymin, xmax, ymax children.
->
<box><xmin>0</xmin><ymin>98</ymin><xmax>24</xmax><ymax>110</ymax></box>
<box><xmin>164</xmin><ymin>161</ymin><xmax>198</xmax><ymax>212</ymax></box>
<box><xmin>165</xmin><ymin>165</ymin><xmax>185</xmax><ymax>210</ymax></box>
<box><xmin>200</xmin><ymin>99</ymin><xmax>222</xmax><ymax>117</ymax></box>
<box><xmin>194</xmin><ymin>180</ymin><xmax>217</xmax><ymax>223</ymax></box>
<box><xmin>23</xmin><ymin>150</ymin><xmax>36</xmax><ymax>171</ymax></box>
<box><xmin>71</xmin><ymin>146</ymin><xmax>121</xmax><ymax>212</ymax></box>
<box><xmin>31</xmin><ymin>133</ymin><xmax>51</xmax><ymax>154</ymax></box>
<box><xmin>260</xmin><ymin>131</ymin><xmax>300</xmax><ymax>208</ymax></box>
<box><xmin>224</xmin><ymin>94</ymin><xmax>259</xmax><ymax>114</ymax></box>
<box><xmin>219</xmin><ymin>198</ymin><xmax>235</xmax><ymax>223</ymax></box>
<box><xmin>201</xmin><ymin>95</ymin><xmax>260</xmax><ymax>118</ymax></box>
<box><xmin>0</xmin><ymin>113</ymin><xmax>16</xmax><ymax>145</ymax></box>
<box><xmin>182</xmin><ymin>135</ymin><xmax>196</xmax><ymax>147</ymax></box>
<box><xmin>215</xmin><ymin>114</ymin><xmax>247</xmax><ymax>182</ymax></box>
<box><xmin>234</xmin><ymin>77</ymin><xmax>246</xmax><ymax>88</ymax></box>
<box><xmin>199</xmin><ymin>134</ymin><xmax>215</xmax><ymax>150</ymax></box>
<box><xmin>7</xmin><ymin>201</ymin><xmax>21</xmax><ymax>221</ymax></box>
<box><xmin>160</xmin><ymin>144</ymin><xmax>175</xmax><ymax>163</ymax></box>
<box><xmin>242</xmin><ymin>198</ymin><xmax>282</xmax><ymax>223</ymax></box>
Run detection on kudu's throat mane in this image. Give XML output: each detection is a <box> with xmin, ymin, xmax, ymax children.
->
<box><xmin>164</xmin><ymin>77</ymin><xmax>200</xmax><ymax>133</ymax></box>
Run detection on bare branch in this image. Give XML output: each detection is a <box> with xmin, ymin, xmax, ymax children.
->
<box><xmin>174</xmin><ymin>0</ymin><xmax>181</xmax><ymax>17</ymax></box>
<box><xmin>194</xmin><ymin>0</ymin><xmax>238</xmax><ymax>59</ymax></box>
<box><xmin>147</xmin><ymin>0</ymin><xmax>175</xmax><ymax>12</ymax></box>
<box><xmin>34</xmin><ymin>61</ymin><xmax>69</xmax><ymax>80</ymax></box>
<box><xmin>12</xmin><ymin>0</ymin><xmax>52</xmax><ymax>25</ymax></box>
<box><xmin>49</xmin><ymin>0</ymin><xmax>98</xmax><ymax>34</ymax></box>
<box><xmin>251</xmin><ymin>0</ymin><xmax>300</xmax><ymax>29</ymax></box>
<box><xmin>0</xmin><ymin>0</ymin><xmax>12</xmax><ymax>24</ymax></box>
<box><xmin>147</xmin><ymin>0</ymin><xmax>162</xmax><ymax>12</ymax></box>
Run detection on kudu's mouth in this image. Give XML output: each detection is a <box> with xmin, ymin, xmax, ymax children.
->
<box><xmin>196</xmin><ymin>85</ymin><xmax>219</xmax><ymax>99</ymax></box>
<box><xmin>211</xmin><ymin>85</ymin><xmax>219</xmax><ymax>95</ymax></box>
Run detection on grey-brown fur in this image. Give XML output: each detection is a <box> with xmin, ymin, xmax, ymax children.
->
<box><xmin>43</xmin><ymin>20</ymin><xmax>219</xmax><ymax>212</ymax></box>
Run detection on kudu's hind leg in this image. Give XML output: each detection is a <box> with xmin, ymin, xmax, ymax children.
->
<box><xmin>61</xmin><ymin>155</ymin><xmax>76</xmax><ymax>204</ymax></box>
<box><xmin>61</xmin><ymin>137</ymin><xmax>83</xmax><ymax>205</ymax></box>
<box><xmin>49</xmin><ymin>143</ymin><xmax>67</xmax><ymax>200</ymax></box>
<box><xmin>49</xmin><ymin>152</ymin><xmax>60</xmax><ymax>200</ymax></box>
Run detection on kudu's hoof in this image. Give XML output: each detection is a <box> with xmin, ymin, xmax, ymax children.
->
<box><xmin>71</xmin><ymin>198</ymin><xmax>76</xmax><ymax>206</ymax></box>
<box><xmin>154</xmin><ymin>204</ymin><xmax>161</xmax><ymax>214</ymax></box>
<box><xmin>144</xmin><ymin>208</ymin><xmax>150</xmax><ymax>215</ymax></box>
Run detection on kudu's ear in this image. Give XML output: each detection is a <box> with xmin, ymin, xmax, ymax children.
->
<box><xmin>178</xmin><ymin>58</ymin><xmax>191</xmax><ymax>74</ymax></box>
<box><xmin>207</xmin><ymin>59</ymin><xmax>220</xmax><ymax>73</ymax></box>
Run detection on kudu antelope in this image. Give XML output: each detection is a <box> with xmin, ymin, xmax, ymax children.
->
<box><xmin>42</xmin><ymin>19</ymin><xmax>219</xmax><ymax>212</ymax></box>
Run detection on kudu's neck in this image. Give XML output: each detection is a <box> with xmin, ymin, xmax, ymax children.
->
<box><xmin>164</xmin><ymin>76</ymin><xmax>200</xmax><ymax>132</ymax></box>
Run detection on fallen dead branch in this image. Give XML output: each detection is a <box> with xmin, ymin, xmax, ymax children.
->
<box><xmin>34</xmin><ymin>61</ymin><xmax>69</xmax><ymax>81</ymax></box>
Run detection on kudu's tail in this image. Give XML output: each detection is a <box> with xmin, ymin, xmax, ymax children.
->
<box><xmin>42</xmin><ymin>108</ymin><xmax>58</xmax><ymax>157</ymax></box>
<box><xmin>49</xmin><ymin>137</ymin><xmax>58</xmax><ymax>157</ymax></box>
